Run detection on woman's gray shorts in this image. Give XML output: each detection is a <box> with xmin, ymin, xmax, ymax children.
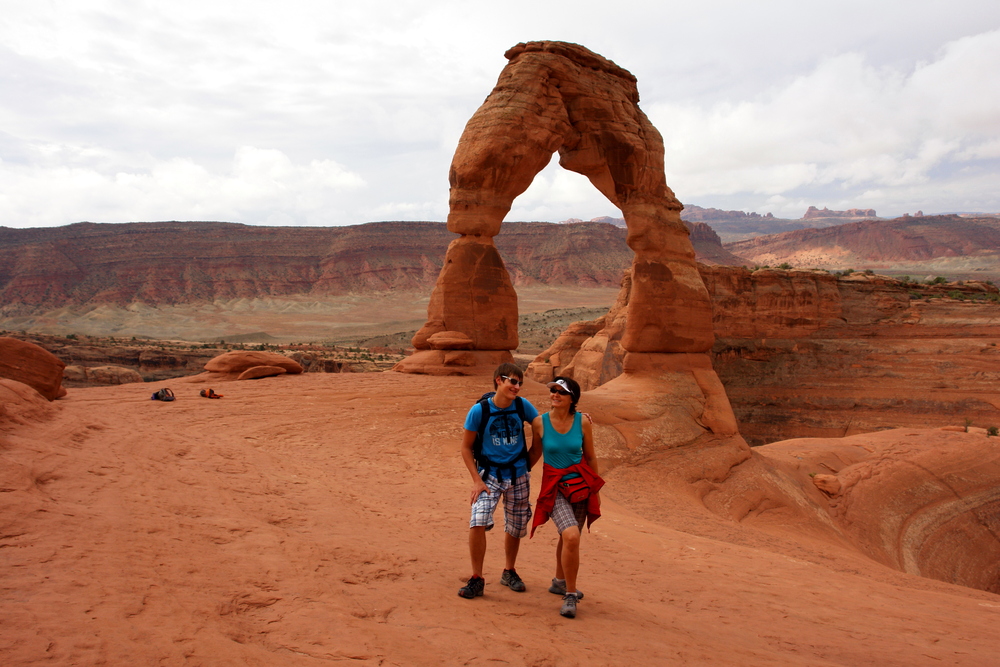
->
<box><xmin>551</xmin><ymin>492</ymin><xmax>588</xmax><ymax>533</ymax></box>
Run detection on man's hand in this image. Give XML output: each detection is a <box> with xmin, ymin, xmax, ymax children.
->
<box><xmin>470</xmin><ymin>479</ymin><xmax>488</xmax><ymax>505</ymax></box>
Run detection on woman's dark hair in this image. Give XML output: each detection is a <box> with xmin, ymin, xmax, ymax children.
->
<box><xmin>553</xmin><ymin>375</ymin><xmax>581</xmax><ymax>414</ymax></box>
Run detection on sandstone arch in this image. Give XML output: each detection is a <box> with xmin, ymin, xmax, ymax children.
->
<box><xmin>395</xmin><ymin>41</ymin><xmax>738</xmax><ymax>448</ymax></box>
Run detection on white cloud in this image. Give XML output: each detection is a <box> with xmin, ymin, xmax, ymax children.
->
<box><xmin>0</xmin><ymin>2</ymin><xmax>999</xmax><ymax>227</ymax></box>
<box><xmin>0</xmin><ymin>146</ymin><xmax>364</xmax><ymax>226</ymax></box>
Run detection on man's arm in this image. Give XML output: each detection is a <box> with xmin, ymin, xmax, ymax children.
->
<box><xmin>461</xmin><ymin>428</ymin><xmax>488</xmax><ymax>504</ymax></box>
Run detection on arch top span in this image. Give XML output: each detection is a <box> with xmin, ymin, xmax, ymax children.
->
<box><xmin>447</xmin><ymin>40</ymin><xmax>683</xmax><ymax>242</ymax></box>
<box><xmin>396</xmin><ymin>41</ymin><xmax>714</xmax><ymax>377</ymax></box>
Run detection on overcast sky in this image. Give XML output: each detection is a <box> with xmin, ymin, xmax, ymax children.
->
<box><xmin>2</xmin><ymin>0</ymin><xmax>999</xmax><ymax>228</ymax></box>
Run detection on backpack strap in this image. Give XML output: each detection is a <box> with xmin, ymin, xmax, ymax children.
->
<box><xmin>473</xmin><ymin>396</ymin><xmax>530</xmax><ymax>482</ymax></box>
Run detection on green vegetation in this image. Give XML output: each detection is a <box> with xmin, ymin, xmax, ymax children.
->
<box><xmin>964</xmin><ymin>417</ymin><xmax>973</xmax><ymax>433</ymax></box>
<box><xmin>777</xmin><ymin>262</ymin><xmax>792</xmax><ymax>270</ymax></box>
<box><xmin>988</xmin><ymin>426</ymin><xmax>998</xmax><ymax>437</ymax></box>
<box><xmin>928</xmin><ymin>276</ymin><xmax>948</xmax><ymax>285</ymax></box>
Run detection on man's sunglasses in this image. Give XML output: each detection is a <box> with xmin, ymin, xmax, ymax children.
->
<box><xmin>549</xmin><ymin>387</ymin><xmax>572</xmax><ymax>396</ymax></box>
<box><xmin>500</xmin><ymin>375</ymin><xmax>523</xmax><ymax>386</ymax></box>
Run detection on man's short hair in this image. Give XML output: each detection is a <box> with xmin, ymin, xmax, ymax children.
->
<box><xmin>493</xmin><ymin>362</ymin><xmax>523</xmax><ymax>389</ymax></box>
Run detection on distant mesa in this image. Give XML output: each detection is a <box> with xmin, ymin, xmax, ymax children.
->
<box><xmin>803</xmin><ymin>205</ymin><xmax>877</xmax><ymax>219</ymax></box>
<box><xmin>682</xmin><ymin>205</ymin><xmax>775</xmax><ymax>222</ymax></box>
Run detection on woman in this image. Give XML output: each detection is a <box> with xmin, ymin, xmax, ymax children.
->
<box><xmin>530</xmin><ymin>376</ymin><xmax>604</xmax><ymax>619</ymax></box>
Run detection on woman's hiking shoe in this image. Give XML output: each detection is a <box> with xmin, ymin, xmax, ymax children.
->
<box><xmin>548</xmin><ymin>578</ymin><xmax>584</xmax><ymax>599</ymax></box>
<box><xmin>560</xmin><ymin>592</ymin><xmax>578</xmax><ymax>618</ymax></box>
<box><xmin>458</xmin><ymin>575</ymin><xmax>484</xmax><ymax>599</ymax></box>
<box><xmin>500</xmin><ymin>568</ymin><xmax>526</xmax><ymax>592</ymax></box>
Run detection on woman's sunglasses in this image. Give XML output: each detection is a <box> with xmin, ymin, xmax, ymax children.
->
<box><xmin>549</xmin><ymin>387</ymin><xmax>572</xmax><ymax>396</ymax></box>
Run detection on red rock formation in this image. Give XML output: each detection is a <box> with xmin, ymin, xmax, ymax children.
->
<box><xmin>399</xmin><ymin>41</ymin><xmax>717</xmax><ymax>401</ymax></box>
<box><xmin>725</xmin><ymin>214</ymin><xmax>1000</xmax><ymax>270</ymax></box>
<box><xmin>531</xmin><ymin>266</ymin><xmax>1000</xmax><ymax>445</ymax></box>
<box><xmin>204</xmin><ymin>351</ymin><xmax>303</xmax><ymax>375</ymax></box>
<box><xmin>0</xmin><ymin>221</ymin><xmax>637</xmax><ymax>311</ymax></box>
<box><xmin>0</xmin><ymin>337</ymin><xmax>67</xmax><ymax>400</ymax></box>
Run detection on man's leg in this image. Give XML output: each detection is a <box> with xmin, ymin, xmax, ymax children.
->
<box><xmin>504</xmin><ymin>531</ymin><xmax>520</xmax><ymax>570</ymax></box>
<box><xmin>470</xmin><ymin>526</ymin><xmax>487</xmax><ymax>577</ymax></box>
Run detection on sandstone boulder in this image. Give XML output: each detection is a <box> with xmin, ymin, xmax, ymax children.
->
<box><xmin>0</xmin><ymin>337</ymin><xmax>67</xmax><ymax>400</ymax></box>
<box><xmin>205</xmin><ymin>351</ymin><xmax>303</xmax><ymax>375</ymax></box>
<box><xmin>237</xmin><ymin>366</ymin><xmax>288</xmax><ymax>381</ymax></box>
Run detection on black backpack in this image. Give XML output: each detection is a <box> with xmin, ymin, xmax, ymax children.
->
<box><xmin>472</xmin><ymin>392</ymin><xmax>529</xmax><ymax>482</ymax></box>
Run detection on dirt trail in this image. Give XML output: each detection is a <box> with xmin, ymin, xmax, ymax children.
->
<box><xmin>2</xmin><ymin>373</ymin><xmax>999</xmax><ymax>665</ymax></box>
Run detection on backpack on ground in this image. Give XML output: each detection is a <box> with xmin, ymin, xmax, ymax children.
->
<box><xmin>151</xmin><ymin>388</ymin><xmax>175</xmax><ymax>402</ymax></box>
<box><xmin>472</xmin><ymin>391</ymin><xmax>528</xmax><ymax>482</ymax></box>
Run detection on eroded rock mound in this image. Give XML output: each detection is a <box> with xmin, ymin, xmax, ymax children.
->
<box><xmin>756</xmin><ymin>429</ymin><xmax>1000</xmax><ymax>592</ymax></box>
<box><xmin>204</xmin><ymin>351</ymin><xmax>303</xmax><ymax>375</ymax></box>
<box><xmin>0</xmin><ymin>378</ymin><xmax>57</xmax><ymax>430</ymax></box>
<box><xmin>0</xmin><ymin>336</ymin><xmax>67</xmax><ymax>400</ymax></box>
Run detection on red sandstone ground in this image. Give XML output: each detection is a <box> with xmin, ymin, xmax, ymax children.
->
<box><xmin>3</xmin><ymin>372</ymin><xmax>1000</xmax><ymax>665</ymax></box>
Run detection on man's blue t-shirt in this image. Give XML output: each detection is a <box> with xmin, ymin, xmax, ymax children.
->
<box><xmin>464</xmin><ymin>397</ymin><xmax>539</xmax><ymax>478</ymax></box>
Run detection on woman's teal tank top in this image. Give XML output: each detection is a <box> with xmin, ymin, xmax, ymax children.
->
<box><xmin>542</xmin><ymin>412</ymin><xmax>583</xmax><ymax>479</ymax></box>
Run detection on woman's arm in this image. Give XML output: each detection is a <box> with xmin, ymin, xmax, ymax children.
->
<box><xmin>581</xmin><ymin>417</ymin><xmax>598</xmax><ymax>475</ymax></box>
<box><xmin>528</xmin><ymin>415</ymin><xmax>544</xmax><ymax>468</ymax></box>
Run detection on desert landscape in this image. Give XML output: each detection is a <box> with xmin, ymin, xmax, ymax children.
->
<box><xmin>4</xmin><ymin>38</ymin><xmax>1000</xmax><ymax>667</ymax></box>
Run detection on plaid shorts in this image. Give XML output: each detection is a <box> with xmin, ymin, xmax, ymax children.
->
<box><xmin>551</xmin><ymin>491</ymin><xmax>588</xmax><ymax>534</ymax></box>
<box><xmin>469</xmin><ymin>472</ymin><xmax>532</xmax><ymax>538</ymax></box>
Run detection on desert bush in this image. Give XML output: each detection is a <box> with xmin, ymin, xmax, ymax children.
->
<box><xmin>930</xmin><ymin>276</ymin><xmax>948</xmax><ymax>284</ymax></box>
<box><xmin>778</xmin><ymin>262</ymin><xmax>791</xmax><ymax>270</ymax></box>
<box><xmin>988</xmin><ymin>426</ymin><xmax>998</xmax><ymax>437</ymax></box>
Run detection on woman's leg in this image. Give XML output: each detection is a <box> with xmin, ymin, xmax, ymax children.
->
<box><xmin>560</xmin><ymin>525</ymin><xmax>581</xmax><ymax>593</ymax></box>
<box><xmin>555</xmin><ymin>534</ymin><xmax>565</xmax><ymax>579</ymax></box>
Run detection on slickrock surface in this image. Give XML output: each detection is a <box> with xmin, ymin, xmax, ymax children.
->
<box><xmin>0</xmin><ymin>336</ymin><xmax>66</xmax><ymax>400</ymax></box>
<box><xmin>2</xmin><ymin>372</ymin><xmax>999</xmax><ymax>665</ymax></box>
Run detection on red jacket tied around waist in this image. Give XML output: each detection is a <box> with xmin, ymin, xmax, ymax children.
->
<box><xmin>530</xmin><ymin>461</ymin><xmax>605</xmax><ymax>537</ymax></box>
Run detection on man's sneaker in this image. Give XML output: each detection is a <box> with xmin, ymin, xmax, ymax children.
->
<box><xmin>500</xmin><ymin>568</ymin><xmax>526</xmax><ymax>592</ymax></box>
<box><xmin>560</xmin><ymin>592</ymin><xmax>578</xmax><ymax>618</ymax></box>
<box><xmin>458</xmin><ymin>575</ymin><xmax>484</xmax><ymax>599</ymax></box>
<box><xmin>548</xmin><ymin>578</ymin><xmax>584</xmax><ymax>599</ymax></box>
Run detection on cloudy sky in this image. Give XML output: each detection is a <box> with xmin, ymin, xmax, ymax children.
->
<box><xmin>2</xmin><ymin>0</ymin><xmax>999</xmax><ymax>228</ymax></box>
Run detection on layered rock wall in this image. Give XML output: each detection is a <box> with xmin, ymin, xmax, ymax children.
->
<box><xmin>530</xmin><ymin>267</ymin><xmax>1000</xmax><ymax>444</ymax></box>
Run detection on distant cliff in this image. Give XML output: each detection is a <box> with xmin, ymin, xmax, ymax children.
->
<box><xmin>724</xmin><ymin>215</ymin><xmax>1000</xmax><ymax>271</ymax></box>
<box><xmin>0</xmin><ymin>219</ymin><xmax>742</xmax><ymax>310</ymax></box>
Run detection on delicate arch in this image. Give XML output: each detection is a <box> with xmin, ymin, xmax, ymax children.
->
<box><xmin>399</xmin><ymin>41</ymin><xmax>713</xmax><ymax>374</ymax></box>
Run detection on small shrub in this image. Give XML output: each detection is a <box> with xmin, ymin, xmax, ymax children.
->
<box><xmin>988</xmin><ymin>426</ymin><xmax>998</xmax><ymax>437</ymax></box>
<box><xmin>863</xmin><ymin>269</ymin><xmax>874</xmax><ymax>275</ymax></box>
<box><xmin>948</xmin><ymin>290</ymin><xmax>962</xmax><ymax>299</ymax></box>
<box><xmin>931</xmin><ymin>276</ymin><xmax>948</xmax><ymax>284</ymax></box>
<box><xmin>778</xmin><ymin>262</ymin><xmax>792</xmax><ymax>270</ymax></box>
<box><xmin>899</xmin><ymin>275</ymin><xmax>911</xmax><ymax>284</ymax></box>
<box><xmin>964</xmin><ymin>417</ymin><xmax>973</xmax><ymax>433</ymax></box>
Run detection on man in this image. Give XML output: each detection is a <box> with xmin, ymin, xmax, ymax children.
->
<box><xmin>458</xmin><ymin>363</ymin><xmax>540</xmax><ymax>598</ymax></box>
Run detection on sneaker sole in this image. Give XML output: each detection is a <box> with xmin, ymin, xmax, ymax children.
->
<box><xmin>501</xmin><ymin>581</ymin><xmax>526</xmax><ymax>592</ymax></box>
